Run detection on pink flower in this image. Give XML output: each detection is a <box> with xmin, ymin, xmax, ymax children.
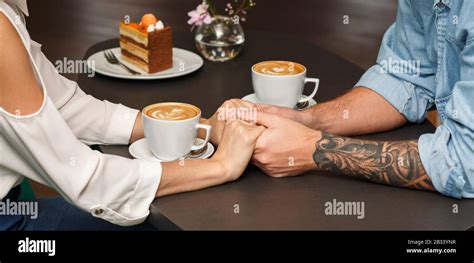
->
<box><xmin>187</xmin><ymin>3</ymin><xmax>212</xmax><ymax>28</ymax></box>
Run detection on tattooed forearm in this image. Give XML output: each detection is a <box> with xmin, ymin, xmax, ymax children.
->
<box><xmin>313</xmin><ymin>132</ymin><xmax>435</xmax><ymax>191</ymax></box>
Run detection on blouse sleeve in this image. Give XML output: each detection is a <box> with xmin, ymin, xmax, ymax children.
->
<box><xmin>32</xmin><ymin>47</ymin><xmax>140</xmax><ymax>146</ymax></box>
<box><xmin>3</xmin><ymin>99</ymin><xmax>162</xmax><ymax>226</ymax></box>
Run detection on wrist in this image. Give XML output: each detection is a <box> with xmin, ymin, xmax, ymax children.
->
<box><xmin>304</xmin><ymin>130</ymin><xmax>322</xmax><ymax>171</ymax></box>
<box><xmin>129</xmin><ymin>112</ymin><xmax>144</xmax><ymax>144</ymax></box>
<box><xmin>208</xmin><ymin>157</ymin><xmax>234</xmax><ymax>183</ymax></box>
<box><xmin>300</xmin><ymin>107</ymin><xmax>319</xmax><ymax>129</ymax></box>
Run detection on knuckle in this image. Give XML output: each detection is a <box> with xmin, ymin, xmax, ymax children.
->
<box><xmin>256</xmin><ymin>155</ymin><xmax>270</xmax><ymax>165</ymax></box>
<box><xmin>221</xmin><ymin>100</ymin><xmax>233</xmax><ymax>109</ymax></box>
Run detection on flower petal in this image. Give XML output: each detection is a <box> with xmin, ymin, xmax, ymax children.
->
<box><xmin>203</xmin><ymin>15</ymin><xmax>212</xmax><ymax>24</ymax></box>
<box><xmin>188</xmin><ymin>10</ymin><xmax>198</xmax><ymax>17</ymax></box>
<box><xmin>188</xmin><ymin>17</ymin><xmax>197</xmax><ymax>25</ymax></box>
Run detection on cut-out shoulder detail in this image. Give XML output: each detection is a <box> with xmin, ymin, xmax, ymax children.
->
<box><xmin>0</xmin><ymin>10</ymin><xmax>46</xmax><ymax>118</ymax></box>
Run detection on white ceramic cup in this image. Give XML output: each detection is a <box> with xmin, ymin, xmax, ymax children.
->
<box><xmin>252</xmin><ymin>61</ymin><xmax>319</xmax><ymax>108</ymax></box>
<box><xmin>142</xmin><ymin>103</ymin><xmax>211</xmax><ymax>161</ymax></box>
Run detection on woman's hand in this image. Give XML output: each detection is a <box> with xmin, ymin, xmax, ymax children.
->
<box><xmin>212</xmin><ymin>119</ymin><xmax>266</xmax><ymax>181</ymax></box>
<box><xmin>205</xmin><ymin>99</ymin><xmax>258</xmax><ymax>145</ymax></box>
<box><xmin>157</xmin><ymin>119</ymin><xmax>265</xmax><ymax>197</ymax></box>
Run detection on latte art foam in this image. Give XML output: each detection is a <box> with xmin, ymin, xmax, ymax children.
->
<box><xmin>146</xmin><ymin>103</ymin><xmax>199</xmax><ymax>121</ymax></box>
<box><xmin>151</xmin><ymin>108</ymin><xmax>188</xmax><ymax>120</ymax></box>
<box><xmin>253</xmin><ymin>61</ymin><xmax>305</xmax><ymax>76</ymax></box>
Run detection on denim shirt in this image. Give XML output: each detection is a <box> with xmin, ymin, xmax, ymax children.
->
<box><xmin>356</xmin><ymin>0</ymin><xmax>474</xmax><ymax>198</ymax></box>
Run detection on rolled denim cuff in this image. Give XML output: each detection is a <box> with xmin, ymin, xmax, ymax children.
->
<box><xmin>418</xmin><ymin>127</ymin><xmax>470</xmax><ymax>199</ymax></box>
<box><xmin>355</xmin><ymin>65</ymin><xmax>429</xmax><ymax>123</ymax></box>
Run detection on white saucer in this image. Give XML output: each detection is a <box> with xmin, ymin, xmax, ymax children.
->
<box><xmin>87</xmin><ymin>47</ymin><xmax>204</xmax><ymax>80</ymax></box>
<box><xmin>129</xmin><ymin>138</ymin><xmax>215</xmax><ymax>162</ymax></box>
<box><xmin>242</xmin><ymin>93</ymin><xmax>317</xmax><ymax>110</ymax></box>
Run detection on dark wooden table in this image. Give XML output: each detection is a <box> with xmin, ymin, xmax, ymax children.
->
<box><xmin>79</xmin><ymin>31</ymin><xmax>474</xmax><ymax>230</ymax></box>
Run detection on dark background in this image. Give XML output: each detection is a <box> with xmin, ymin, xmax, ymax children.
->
<box><xmin>24</xmin><ymin>0</ymin><xmax>406</xmax><ymax>196</ymax></box>
<box><xmin>26</xmin><ymin>0</ymin><xmax>397</xmax><ymax>71</ymax></box>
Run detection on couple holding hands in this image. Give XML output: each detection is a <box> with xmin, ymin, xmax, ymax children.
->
<box><xmin>3</xmin><ymin>0</ymin><xmax>474</xmax><ymax>231</ymax></box>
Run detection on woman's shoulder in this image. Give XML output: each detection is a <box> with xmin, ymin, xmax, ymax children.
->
<box><xmin>0</xmin><ymin>1</ymin><xmax>31</xmax><ymax>47</ymax></box>
<box><xmin>0</xmin><ymin>11</ymin><xmax>44</xmax><ymax>117</ymax></box>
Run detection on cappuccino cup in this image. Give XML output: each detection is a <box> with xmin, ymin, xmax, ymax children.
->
<box><xmin>142</xmin><ymin>102</ymin><xmax>211</xmax><ymax>161</ymax></box>
<box><xmin>252</xmin><ymin>61</ymin><xmax>319</xmax><ymax>108</ymax></box>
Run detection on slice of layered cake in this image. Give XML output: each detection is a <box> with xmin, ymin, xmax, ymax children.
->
<box><xmin>119</xmin><ymin>14</ymin><xmax>173</xmax><ymax>73</ymax></box>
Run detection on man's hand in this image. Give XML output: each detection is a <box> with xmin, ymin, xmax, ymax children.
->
<box><xmin>205</xmin><ymin>99</ymin><xmax>258</xmax><ymax>145</ymax></box>
<box><xmin>257</xmin><ymin>103</ymin><xmax>313</xmax><ymax>127</ymax></box>
<box><xmin>252</xmin><ymin>111</ymin><xmax>321</xmax><ymax>177</ymax></box>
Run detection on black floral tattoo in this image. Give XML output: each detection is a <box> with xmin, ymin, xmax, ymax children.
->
<box><xmin>313</xmin><ymin>132</ymin><xmax>434</xmax><ymax>191</ymax></box>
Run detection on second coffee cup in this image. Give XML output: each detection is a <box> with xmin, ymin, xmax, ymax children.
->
<box><xmin>252</xmin><ymin>61</ymin><xmax>319</xmax><ymax>108</ymax></box>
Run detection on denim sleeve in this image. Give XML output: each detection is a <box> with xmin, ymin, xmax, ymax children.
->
<box><xmin>418</xmin><ymin>41</ymin><xmax>474</xmax><ymax>198</ymax></box>
<box><xmin>355</xmin><ymin>0</ymin><xmax>436</xmax><ymax>123</ymax></box>
<box><xmin>354</xmin><ymin>1</ymin><xmax>474</xmax><ymax>198</ymax></box>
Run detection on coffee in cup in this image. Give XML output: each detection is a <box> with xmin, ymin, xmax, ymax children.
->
<box><xmin>142</xmin><ymin>102</ymin><xmax>211</xmax><ymax>161</ymax></box>
<box><xmin>145</xmin><ymin>103</ymin><xmax>199</xmax><ymax>121</ymax></box>
<box><xmin>252</xmin><ymin>61</ymin><xmax>319</xmax><ymax>108</ymax></box>
<box><xmin>253</xmin><ymin>61</ymin><xmax>305</xmax><ymax>76</ymax></box>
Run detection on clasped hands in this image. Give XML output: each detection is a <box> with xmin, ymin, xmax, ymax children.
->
<box><xmin>204</xmin><ymin>99</ymin><xmax>322</xmax><ymax>178</ymax></box>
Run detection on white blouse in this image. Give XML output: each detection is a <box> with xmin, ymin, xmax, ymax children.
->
<box><xmin>0</xmin><ymin>1</ymin><xmax>162</xmax><ymax>226</ymax></box>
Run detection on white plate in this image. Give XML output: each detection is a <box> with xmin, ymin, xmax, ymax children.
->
<box><xmin>242</xmin><ymin>93</ymin><xmax>317</xmax><ymax>110</ymax></box>
<box><xmin>129</xmin><ymin>138</ymin><xmax>215</xmax><ymax>162</ymax></box>
<box><xmin>86</xmin><ymin>47</ymin><xmax>204</xmax><ymax>80</ymax></box>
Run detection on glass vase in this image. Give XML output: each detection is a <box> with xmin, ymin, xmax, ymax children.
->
<box><xmin>195</xmin><ymin>15</ymin><xmax>245</xmax><ymax>62</ymax></box>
